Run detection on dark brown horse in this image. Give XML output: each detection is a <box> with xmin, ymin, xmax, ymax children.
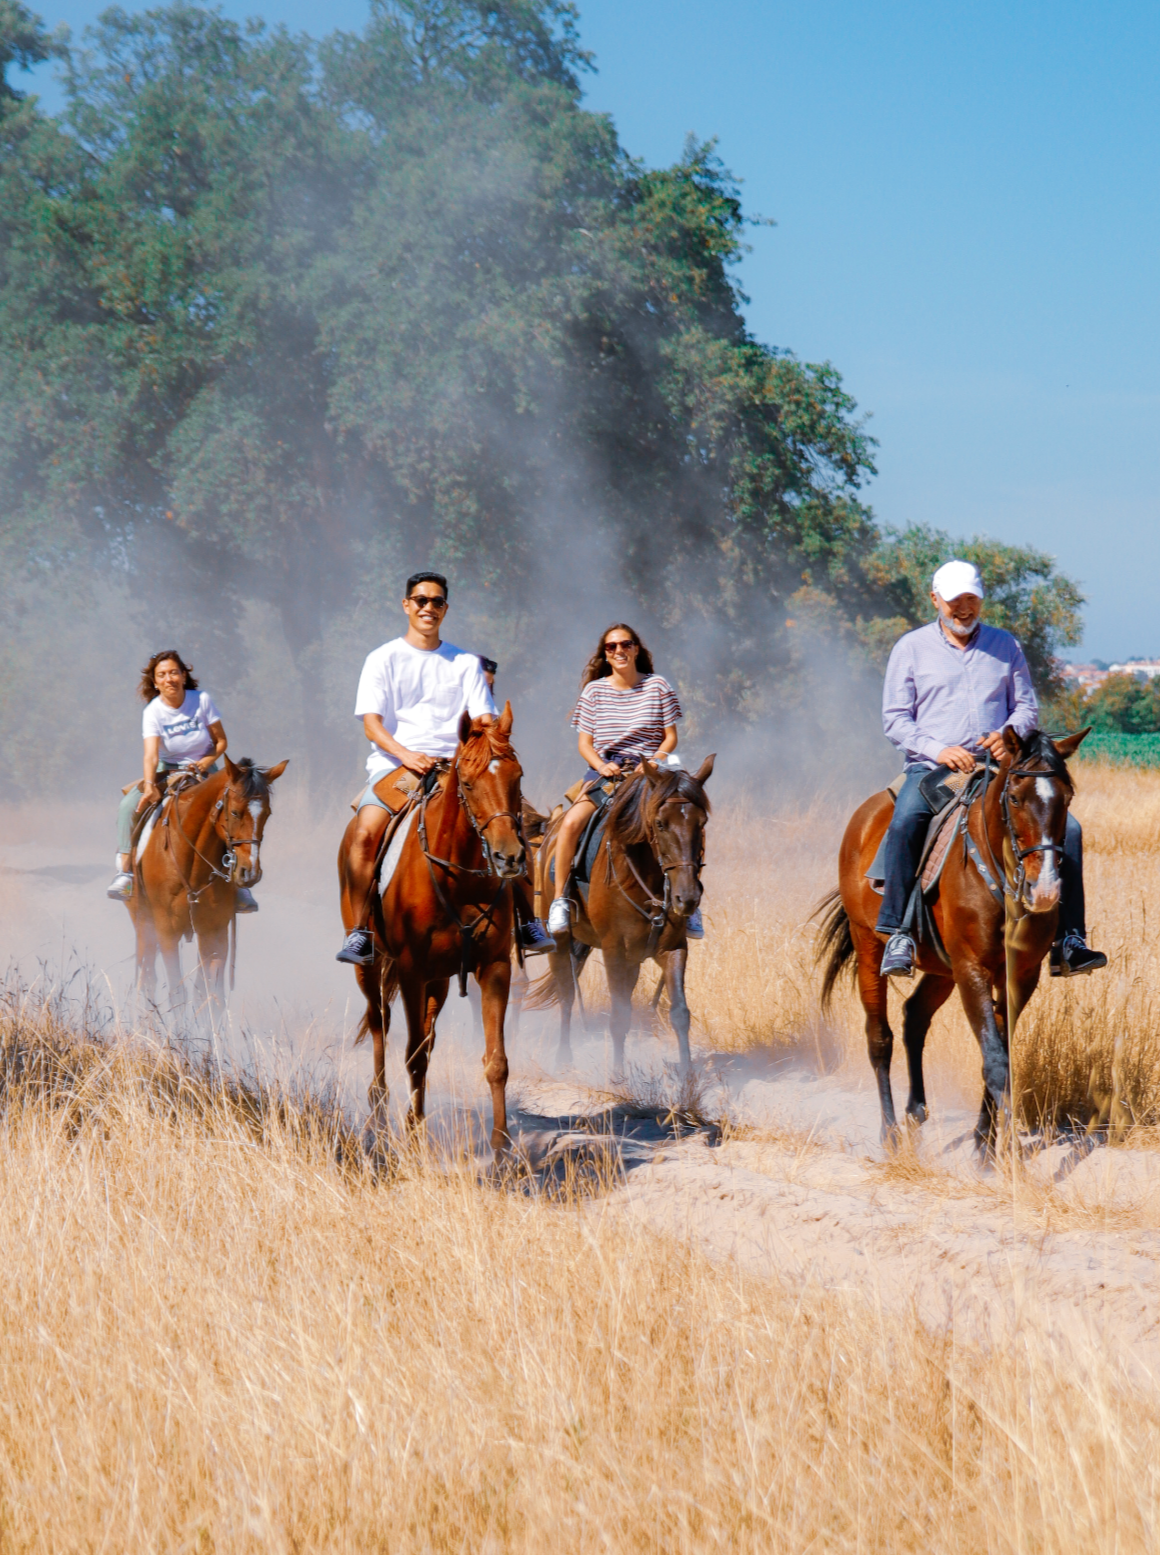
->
<box><xmin>531</xmin><ymin>757</ymin><xmax>714</xmax><ymax>1075</ymax></box>
<box><xmin>337</xmin><ymin>704</ymin><xmax>525</xmax><ymax>1154</ymax></box>
<box><xmin>817</xmin><ymin>727</ymin><xmax>1087</xmax><ymax>1150</ymax></box>
<box><xmin>129</xmin><ymin>757</ymin><xmax>288</xmax><ymax>1013</ymax></box>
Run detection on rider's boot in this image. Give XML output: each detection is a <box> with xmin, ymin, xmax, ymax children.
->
<box><xmin>107</xmin><ymin>853</ymin><xmax>134</xmax><ymax>901</ymax></box>
<box><xmin>336</xmin><ymin>927</ymin><xmax>375</xmax><ymax>965</ymax></box>
<box><xmin>1050</xmin><ymin>933</ymin><xmax>1107</xmax><ymax>977</ymax></box>
<box><xmin>518</xmin><ymin>919</ymin><xmax>555</xmax><ymax>954</ymax></box>
<box><xmin>235</xmin><ymin>887</ymin><xmax>259</xmax><ymax>914</ymax></box>
<box><xmin>880</xmin><ymin>931</ymin><xmax>916</xmax><ymax>978</ymax></box>
<box><xmin>547</xmin><ymin>896</ymin><xmax>572</xmax><ymax>936</ymax></box>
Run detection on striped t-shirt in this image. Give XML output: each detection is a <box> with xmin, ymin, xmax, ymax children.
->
<box><xmin>570</xmin><ymin>674</ymin><xmax>682</xmax><ymax>766</ymax></box>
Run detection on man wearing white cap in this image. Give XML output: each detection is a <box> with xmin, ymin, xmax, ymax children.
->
<box><xmin>876</xmin><ymin>558</ymin><xmax>1105</xmax><ymax>979</ymax></box>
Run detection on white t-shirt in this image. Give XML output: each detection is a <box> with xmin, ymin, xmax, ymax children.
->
<box><xmin>354</xmin><ymin>638</ymin><xmax>497</xmax><ymax>778</ymax></box>
<box><xmin>142</xmin><ymin>690</ymin><xmax>223</xmax><ymax>765</ymax></box>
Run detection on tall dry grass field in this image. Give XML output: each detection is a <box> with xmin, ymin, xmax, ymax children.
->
<box><xmin>2</xmin><ymin>761</ymin><xmax>1160</xmax><ymax>1550</ymax></box>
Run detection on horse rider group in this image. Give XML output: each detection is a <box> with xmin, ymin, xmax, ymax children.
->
<box><xmin>110</xmin><ymin>558</ymin><xmax>1108</xmax><ymax>986</ymax></box>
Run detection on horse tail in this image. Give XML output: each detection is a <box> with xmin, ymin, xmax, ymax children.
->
<box><xmin>814</xmin><ymin>889</ymin><xmax>856</xmax><ymax>1012</ymax></box>
<box><xmin>354</xmin><ymin>954</ymin><xmax>400</xmax><ymax>1046</ymax></box>
<box><xmin>522</xmin><ymin>943</ymin><xmax>592</xmax><ymax>1012</ymax></box>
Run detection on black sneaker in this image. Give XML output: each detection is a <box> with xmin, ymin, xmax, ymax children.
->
<box><xmin>235</xmin><ymin>887</ymin><xmax>259</xmax><ymax>914</ymax></box>
<box><xmin>517</xmin><ymin>919</ymin><xmax>555</xmax><ymax>956</ymax></box>
<box><xmin>880</xmin><ymin>931</ymin><xmax>916</xmax><ymax>978</ymax></box>
<box><xmin>336</xmin><ymin>928</ymin><xmax>375</xmax><ymax>966</ymax></box>
<box><xmin>1050</xmin><ymin>933</ymin><xmax>1107</xmax><ymax>977</ymax></box>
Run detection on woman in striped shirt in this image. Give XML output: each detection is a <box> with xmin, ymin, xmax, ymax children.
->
<box><xmin>546</xmin><ymin>624</ymin><xmax>697</xmax><ymax>937</ymax></box>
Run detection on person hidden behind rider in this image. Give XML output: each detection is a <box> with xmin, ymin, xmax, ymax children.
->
<box><xmin>541</xmin><ymin>623</ymin><xmax>703</xmax><ymax>941</ymax></box>
<box><xmin>876</xmin><ymin>558</ymin><xmax>1105</xmax><ymax>981</ymax></box>
<box><xmin>336</xmin><ymin>573</ymin><xmax>553</xmax><ymax>966</ymax></box>
<box><xmin>106</xmin><ymin>649</ymin><xmax>259</xmax><ymax>913</ymax></box>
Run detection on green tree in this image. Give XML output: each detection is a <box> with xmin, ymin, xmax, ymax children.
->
<box><xmin>859</xmin><ymin>524</ymin><xmax>1083</xmax><ymax>696</ymax></box>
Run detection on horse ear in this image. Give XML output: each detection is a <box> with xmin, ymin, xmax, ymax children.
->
<box><xmin>458</xmin><ymin>709</ymin><xmax>473</xmax><ymax>745</ymax></box>
<box><xmin>641</xmin><ymin>758</ymin><xmax>660</xmax><ymax>782</ymax></box>
<box><xmin>692</xmin><ymin>753</ymin><xmax>716</xmax><ymax>785</ymax></box>
<box><xmin>1001</xmin><ymin>726</ymin><xmax>1023</xmax><ymax>761</ymax></box>
<box><xmin>497</xmin><ymin>699</ymin><xmax>513</xmax><ymax>735</ymax></box>
<box><xmin>1053</xmin><ymin>727</ymin><xmax>1091</xmax><ymax>759</ymax></box>
<box><xmin>263</xmin><ymin>759</ymin><xmax>289</xmax><ymax>782</ymax></box>
<box><xmin>224</xmin><ymin>755</ymin><xmax>239</xmax><ymax>780</ymax></box>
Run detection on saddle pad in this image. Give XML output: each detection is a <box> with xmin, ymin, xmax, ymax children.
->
<box><xmin>134</xmin><ymin>802</ymin><xmax>164</xmax><ymax>863</ymax></box>
<box><xmin>379</xmin><ymin>807</ymin><xmax>417</xmax><ymax>898</ymax></box>
<box><xmin>920</xmin><ymin>808</ymin><xmax>963</xmax><ymax>893</ymax></box>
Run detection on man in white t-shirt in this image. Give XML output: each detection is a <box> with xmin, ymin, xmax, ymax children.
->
<box><xmin>336</xmin><ymin>572</ymin><xmax>551</xmax><ymax>963</ymax></box>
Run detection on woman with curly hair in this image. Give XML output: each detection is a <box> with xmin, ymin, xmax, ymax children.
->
<box><xmin>545</xmin><ymin>623</ymin><xmax>701</xmax><ymax>938</ymax></box>
<box><xmin>106</xmin><ymin>650</ymin><xmax>257</xmax><ymax>913</ymax></box>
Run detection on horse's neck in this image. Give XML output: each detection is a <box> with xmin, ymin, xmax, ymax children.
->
<box><xmin>173</xmin><ymin>777</ymin><xmax>223</xmax><ymax>864</ymax></box>
<box><xmin>430</xmin><ymin>776</ymin><xmax>479</xmax><ymax>866</ymax></box>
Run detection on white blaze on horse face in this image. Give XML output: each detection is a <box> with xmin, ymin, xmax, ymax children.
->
<box><xmin>488</xmin><ymin>758</ymin><xmax>501</xmax><ymax>775</ymax></box>
<box><xmin>1035</xmin><ymin>777</ymin><xmax>1054</xmax><ymax>804</ymax></box>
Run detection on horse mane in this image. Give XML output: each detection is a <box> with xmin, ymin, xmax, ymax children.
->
<box><xmin>1019</xmin><ymin>731</ymin><xmax>1074</xmax><ymax>792</ymax></box>
<box><xmin>607</xmin><ymin>768</ymin><xmax>711</xmax><ymax>845</ymax></box>
<box><xmin>457</xmin><ymin>718</ymin><xmax>517</xmax><ymax>782</ymax></box>
<box><xmin>228</xmin><ymin>758</ymin><xmax>270</xmax><ymax>799</ymax></box>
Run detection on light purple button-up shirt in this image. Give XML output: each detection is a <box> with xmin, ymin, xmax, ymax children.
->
<box><xmin>882</xmin><ymin>619</ymin><xmax>1038</xmax><ymax>768</ymax></box>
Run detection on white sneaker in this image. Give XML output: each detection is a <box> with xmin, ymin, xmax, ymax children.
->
<box><xmin>685</xmin><ymin>907</ymin><xmax>704</xmax><ymax>939</ymax></box>
<box><xmin>106</xmin><ymin>872</ymin><xmax>134</xmax><ymax>901</ymax></box>
<box><xmin>547</xmin><ymin>897</ymin><xmax>572</xmax><ymax>935</ymax></box>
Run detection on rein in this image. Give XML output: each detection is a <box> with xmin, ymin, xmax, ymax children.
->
<box><xmin>968</xmin><ymin>755</ymin><xmax>1068</xmax><ymax>911</ymax></box>
<box><xmin>415</xmin><ymin>747</ymin><xmax>522</xmax><ymax>996</ymax></box>
<box><xmin>161</xmin><ymin>770</ymin><xmax>264</xmax><ymax>918</ymax></box>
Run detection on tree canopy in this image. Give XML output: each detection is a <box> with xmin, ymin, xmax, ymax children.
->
<box><xmin>0</xmin><ymin>0</ymin><xmax>1086</xmax><ymax>793</ymax></box>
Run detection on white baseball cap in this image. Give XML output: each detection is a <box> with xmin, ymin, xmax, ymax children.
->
<box><xmin>932</xmin><ymin>559</ymin><xmax>985</xmax><ymax>601</ymax></box>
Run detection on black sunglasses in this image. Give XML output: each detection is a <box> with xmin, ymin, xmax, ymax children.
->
<box><xmin>409</xmin><ymin>593</ymin><xmax>447</xmax><ymax>609</ymax></box>
<box><xmin>604</xmin><ymin>639</ymin><xmax>637</xmax><ymax>654</ymax></box>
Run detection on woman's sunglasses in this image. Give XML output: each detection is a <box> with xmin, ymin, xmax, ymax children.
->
<box><xmin>604</xmin><ymin>639</ymin><xmax>637</xmax><ymax>655</ymax></box>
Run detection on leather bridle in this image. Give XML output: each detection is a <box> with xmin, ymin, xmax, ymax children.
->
<box><xmin>607</xmin><ymin>793</ymin><xmax>707</xmax><ymax>955</ymax></box>
<box><xmin>973</xmin><ymin>755</ymin><xmax>1069</xmax><ymax>911</ymax></box>
<box><xmin>164</xmin><ymin>768</ymin><xmax>269</xmax><ymax>905</ymax></box>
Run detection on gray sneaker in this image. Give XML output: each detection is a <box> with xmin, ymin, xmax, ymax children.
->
<box><xmin>336</xmin><ymin>928</ymin><xmax>375</xmax><ymax>965</ymax></box>
<box><xmin>106</xmin><ymin>871</ymin><xmax>134</xmax><ymax>901</ymax></box>
<box><xmin>685</xmin><ymin>907</ymin><xmax>704</xmax><ymax>939</ymax></box>
<box><xmin>880</xmin><ymin>931</ymin><xmax>916</xmax><ymax>978</ymax></box>
<box><xmin>235</xmin><ymin>887</ymin><xmax>259</xmax><ymax>914</ymax></box>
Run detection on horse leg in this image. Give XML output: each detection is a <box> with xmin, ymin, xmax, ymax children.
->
<box><xmin>850</xmin><ymin>923</ymin><xmax>898</xmax><ymax>1145</ymax></box>
<box><xmin>549</xmin><ymin>946</ymin><xmax>576</xmax><ymax>1070</ymax></box>
<box><xmin>509</xmin><ymin>957</ymin><xmax>528</xmax><ymax>1040</ymax></box>
<box><xmin>135</xmin><ymin>908</ymin><xmax>159</xmax><ymax>1004</ymax></box>
<box><xmin>956</xmin><ymin>966</ymin><xmax>1011</xmax><ymax>1156</ymax></box>
<box><xmin>476</xmin><ymin>956</ymin><xmax>513</xmax><ymax>1156</ymax></box>
<box><xmin>605</xmin><ymin>948</ymin><xmax>639</xmax><ymax>1079</ymax></box>
<box><xmin>356</xmin><ymin>958</ymin><xmax>393</xmax><ymax>1121</ymax></box>
<box><xmin>156</xmin><ymin>925</ymin><xmax>185</xmax><ymax>1020</ymax></box>
<box><xmin>661</xmin><ymin>948</ymin><xmax>692</xmax><ymax>1074</ymax></box>
<box><xmin>196</xmin><ymin>923</ymin><xmax>230</xmax><ymax>1028</ymax></box>
<box><xmin>901</xmin><ymin>972</ymin><xmax>954</xmax><ymax>1124</ymax></box>
<box><xmin>400</xmin><ymin>973</ymin><xmax>441</xmax><ymax>1135</ymax></box>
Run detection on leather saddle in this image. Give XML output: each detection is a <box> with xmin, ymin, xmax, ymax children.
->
<box><xmin>866</xmin><ymin>765</ymin><xmax>986</xmax><ymax>965</ymax></box>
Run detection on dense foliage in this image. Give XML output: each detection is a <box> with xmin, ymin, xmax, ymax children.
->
<box><xmin>0</xmin><ymin>0</ymin><xmax>1084</xmax><ymax>792</ymax></box>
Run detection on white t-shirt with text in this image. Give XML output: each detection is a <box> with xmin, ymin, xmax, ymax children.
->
<box><xmin>142</xmin><ymin>690</ymin><xmax>223</xmax><ymax>766</ymax></box>
<box><xmin>354</xmin><ymin>638</ymin><xmax>497</xmax><ymax>779</ymax></box>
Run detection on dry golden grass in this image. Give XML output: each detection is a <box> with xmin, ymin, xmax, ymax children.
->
<box><xmin>2</xmin><ymin>984</ymin><xmax>1160</xmax><ymax>1553</ymax></box>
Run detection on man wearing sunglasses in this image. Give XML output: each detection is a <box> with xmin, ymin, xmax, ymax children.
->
<box><xmin>337</xmin><ymin>573</ymin><xmax>551</xmax><ymax>964</ymax></box>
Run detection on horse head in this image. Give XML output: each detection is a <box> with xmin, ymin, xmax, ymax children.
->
<box><xmin>215</xmin><ymin>756</ymin><xmax>289</xmax><ymax>887</ymax></box>
<box><xmin>998</xmin><ymin>726</ymin><xmax>1088</xmax><ymax>914</ymax></box>
<box><xmin>455</xmin><ymin>702</ymin><xmax>525</xmax><ymax>879</ymax></box>
<box><xmin>635</xmin><ymin>754</ymin><xmax>716</xmax><ymax>918</ymax></box>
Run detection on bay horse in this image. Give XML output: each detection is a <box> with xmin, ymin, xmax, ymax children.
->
<box><xmin>129</xmin><ymin>756</ymin><xmax>288</xmax><ymax>1014</ymax></box>
<box><xmin>816</xmin><ymin>727</ymin><xmax>1087</xmax><ymax>1151</ymax></box>
<box><xmin>337</xmin><ymin>704</ymin><xmax>525</xmax><ymax>1155</ymax></box>
<box><xmin>530</xmin><ymin>756</ymin><xmax>714</xmax><ymax>1075</ymax></box>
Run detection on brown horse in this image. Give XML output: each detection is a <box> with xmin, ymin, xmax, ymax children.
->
<box><xmin>816</xmin><ymin>727</ymin><xmax>1087</xmax><ymax>1151</ymax></box>
<box><xmin>337</xmin><ymin>704</ymin><xmax>525</xmax><ymax>1154</ymax></box>
<box><xmin>129</xmin><ymin>756</ymin><xmax>288</xmax><ymax>1014</ymax></box>
<box><xmin>531</xmin><ymin>756</ymin><xmax>714</xmax><ymax>1075</ymax></box>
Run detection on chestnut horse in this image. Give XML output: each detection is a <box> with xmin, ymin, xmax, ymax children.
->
<box><xmin>816</xmin><ymin>727</ymin><xmax>1087</xmax><ymax>1151</ymax></box>
<box><xmin>129</xmin><ymin>756</ymin><xmax>288</xmax><ymax>1013</ymax></box>
<box><xmin>337</xmin><ymin>704</ymin><xmax>525</xmax><ymax>1154</ymax></box>
<box><xmin>531</xmin><ymin>756</ymin><xmax>714</xmax><ymax>1075</ymax></box>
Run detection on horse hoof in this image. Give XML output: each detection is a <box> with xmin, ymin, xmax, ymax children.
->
<box><xmin>906</xmin><ymin>1104</ymin><xmax>928</xmax><ymax>1126</ymax></box>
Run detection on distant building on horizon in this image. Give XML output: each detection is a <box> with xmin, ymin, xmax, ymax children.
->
<box><xmin>1059</xmin><ymin>663</ymin><xmax>1110</xmax><ymax>694</ymax></box>
<box><xmin>1108</xmin><ymin>659</ymin><xmax>1160</xmax><ymax>682</ymax></box>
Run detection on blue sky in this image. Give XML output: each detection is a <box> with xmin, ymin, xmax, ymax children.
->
<box><xmin>21</xmin><ymin>0</ymin><xmax>1160</xmax><ymax>658</ymax></box>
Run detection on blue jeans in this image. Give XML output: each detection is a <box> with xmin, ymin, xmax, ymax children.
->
<box><xmin>875</xmin><ymin>766</ymin><xmax>1085</xmax><ymax>939</ymax></box>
